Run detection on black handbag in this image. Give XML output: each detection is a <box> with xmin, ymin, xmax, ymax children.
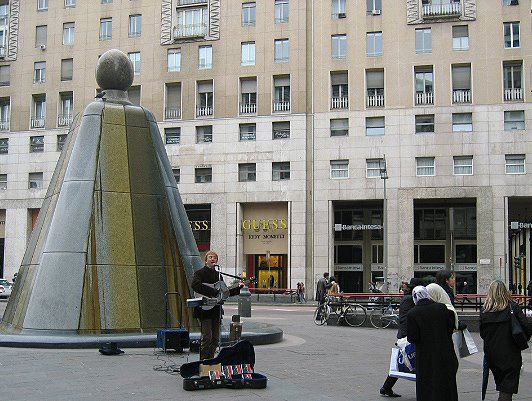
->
<box><xmin>509</xmin><ymin>304</ymin><xmax>529</xmax><ymax>351</ymax></box>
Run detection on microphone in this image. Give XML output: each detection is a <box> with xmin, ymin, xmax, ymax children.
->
<box><xmin>214</xmin><ymin>264</ymin><xmax>220</xmax><ymax>270</ymax></box>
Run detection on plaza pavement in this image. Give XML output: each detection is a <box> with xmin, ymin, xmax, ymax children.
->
<box><xmin>0</xmin><ymin>300</ymin><xmax>531</xmax><ymax>401</ymax></box>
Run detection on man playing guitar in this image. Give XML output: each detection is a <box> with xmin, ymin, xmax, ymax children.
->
<box><xmin>191</xmin><ymin>250</ymin><xmax>244</xmax><ymax>360</ymax></box>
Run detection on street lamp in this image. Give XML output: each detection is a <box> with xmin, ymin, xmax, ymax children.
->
<box><xmin>380</xmin><ymin>155</ymin><xmax>389</xmax><ymax>293</ymax></box>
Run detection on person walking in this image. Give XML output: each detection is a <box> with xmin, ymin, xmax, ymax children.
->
<box><xmin>527</xmin><ymin>279</ymin><xmax>532</xmax><ymax>307</ymax></box>
<box><xmin>298</xmin><ymin>282</ymin><xmax>307</xmax><ymax>303</ymax></box>
<box><xmin>315</xmin><ymin>272</ymin><xmax>331</xmax><ymax>304</ymax></box>
<box><xmin>379</xmin><ymin>277</ymin><xmax>423</xmax><ymax>398</ymax></box>
<box><xmin>407</xmin><ymin>286</ymin><xmax>458</xmax><ymax>401</ymax></box>
<box><xmin>435</xmin><ymin>269</ymin><xmax>456</xmax><ymax>306</ymax></box>
<box><xmin>480</xmin><ymin>280</ymin><xmax>532</xmax><ymax>401</ymax></box>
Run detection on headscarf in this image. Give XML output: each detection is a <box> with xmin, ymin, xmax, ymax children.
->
<box><xmin>412</xmin><ymin>286</ymin><xmax>430</xmax><ymax>305</ymax></box>
<box><xmin>427</xmin><ymin>283</ymin><xmax>459</xmax><ymax>330</ymax></box>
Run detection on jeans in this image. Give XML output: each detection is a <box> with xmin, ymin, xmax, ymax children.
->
<box><xmin>200</xmin><ymin>316</ymin><xmax>221</xmax><ymax>360</ymax></box>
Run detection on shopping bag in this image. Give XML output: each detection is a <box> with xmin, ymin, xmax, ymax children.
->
<box><xmin>458</xmin><ymin>328</ymin><xmax>478</xmax><ymax>358</ymax></box>
<box><xmin>388</xmin><ymin>348</ymin><xmax>416</xmax><ymax>381</ymax></box>
<box><xmin>452</xmin><ymin>330</ymin><xmax>462</xmax><ymax>357</ymax></box>
<box><xmin>397</xmin><ymin>342</ymin><xmax>416</xmax><ymax>372</ymax></box>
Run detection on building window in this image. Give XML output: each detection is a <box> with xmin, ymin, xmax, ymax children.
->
<box><xmin>366</xmin><ymin>69</ymin><xmax>384</xmax><ymax>107</ymax></box>
<box><xmin>240</xmin><ymin>78</ymin><xmax>257</xmax><ymax>114</ymax></box>
<box><xmin>331</xmin><ymin>71</ymin><xmax>349</xmax><ymax>109</ymax></box>
<box><xmin>165</xmin><ymin>128</ymin><xmax>181</xmax><ymax>144</ymax></box>
<box><xmin>452</xmin><ymin>113</ymin><xmax>473</xmax><ymax>132</ymax></box>
<box><xmin>331</xmin><ymin>160</ymin><xmax>349</xmax><ymax>179</ymax></box>
<box><xmin>503</xmin><ymin>0</ymin><xmax>519</xmax><ymax>5</ymax></box>
<box><xmin>238</xmin><ymin>163</ymin><xmax>256</xmax><ymax>182</ymax></box>
<box><xmin>38</xmin><ymin>0</ymin><xmax>48</xmax><ymax>11</ymax></box>
<box><xmin>366</xmin><ymin>159</ymin><xmax>384</xmax><ymax>178</ymax></box>
<box><xmin>503</xmin><ymin>61</ymin><xmax>522</xmax><ymax>101</ymax></box>
<box><xmin>99</xmin><ymin>18</ymin><xmax>112</xmax><ymax>41</ymax></box>
<box><xmin>453</xmin><ymin>156</ymin><xmax>473</xmax><ymax>175</ymax></box>
<box><xmin>30</xmin><ymin>136</ymin><xmax>44</xmax><ymax>152</ymax></box>
<box><xmin>415</xmin><ymin>114</ymin><xmax>435</xmax><ymax>133</ymax></box>
<box><xmin>101</xmin><ymin>0</ymin><xmax>112</xmax><ymax>3</ymax></box>
<box><xmin>195</xmin><ymin>167</ymin><xmax>212</xmax><ymax>183</ymax></box>
<box><xmin>504</xmin><ymin>110</ymin><xmax>525</xmax><ymax>130</ymax></box>
<box><xmin>29</xmin><ymin>172</ymin><xmax>44</xmax><ymax>189</ymax></box>
<box><xmin>366</xmin><ymin>0</ymin><xmax>382</xmax><ymax>14</ymax></box>
<box><xmin>274</xmin><ymin>39</ymin><xmax>289</xmax><ymax>63</ymax></box>
<box><xmin>0</xmin><ymin>138</ymin><xmax>8</xmax><ymax>154</ymax></box>
<box><xmin>274</xmin><ymin>0</ymin><xmax>289</xmax><ymax>23</ymax></box>
<box><xmin>197</xmin><ymin>80</ymin><xmax>213</xmax><ymax>117</ymax></box>
<box><xmin>273</xmin><ymin>75</ymin><xmax>290</xmax><ymax>112</ymax></box>
<box><xmin>504</xmin><ymin>22</ymin><xmax>520</xmax><ymax>48</ymax></box>
<box><xmin>165</xmin><ymin>83</ymin><xmax>182</xmax><ymax>119</ymax></box>
<box><xmin>452</xmin><ymin>25</ymin><xmax>469</xmax><ymax>51</ymax></box>
<box><xmin>272</xmin><ymin>162</ymin><xmax>290</xmax><ymax>181</ymax></box>
<box><xmin>167</xmin><ymin>49</ymin><xmax>181</xmax><ymax>72</ymax></box>
<box><xmin>331</xmin><ymin>34</ymin><xmax>346</xmax><ymax>59</ymax></box>
<box><xmin>416</xmin><ymin>157</ymin><xmax>435</xmax><ymax>176</ymax></box>
<box><xmin>452</xmin><ymin>64</ymin><xmax>471</xmax><ymax>103</ymax></box>
<box><xmin>128</xmin><ymin>86</ymin><xmax>141</xmax><ymax>106</ymax></box>
<box><xmin>128</xmin><ymin>52</ymin><xmax>141</xmax><ymax>74</ymax></box>
<box><xmin>332</xmin><ymin>0</ymin><xmax>346</xmax><ymax>18</ymax></box>
<box><xmin>366</xmin><ymin>117</ymin><xmax>385</xmax><ymax>136</ymax></box>
<box><xmin>239</xmin><ymin>123</ymin><xmax>256</xmax><ymax>141</ymax></box>
<box><xmin>0</xmin><ymin>98</ymin><xmax>9</xmax><ymax>131</ymax></box>
<box><xmin>129</xmin><ymin>14</ymin><xmax>141</xmax><ymax>37</ymax></box>
<box><xmin>198</xmin><ymin>45</ymin><xmax>212</xmax><ymax>69</ymax></box>
<box><xmin>175</xmin><ymin>8</ymin><xmax>208</xmax><ymax>39</ymax></box>
<box><xmin>0</xmin><ymin>65</ymin><xmax>9</xmax><ymax>86</ymax></box>
<box><xmin>415</xmin><ymin>66</ymin><xmax>434</xmax><ymax>105</ymax></box>
<box><xmin>366</xmin><ymin>32</ymin><xmax>382</xmax><ymax>56</ymax></box>
<box><xmin>272</xmin><ymin>121</ymin><xmax>290</xmax><ymax>139</ymax></box>
<box><xmin>34</xmin><ymin>61</ymin><xmax>46</xmax><ymax>83</ymax></box>
<box><xmin>172</xmin><ymin>168</ymin><xmax>180</xmax><ymax>184</ymax></box>
<box><xmin>63</xmin><ymin>22</ymin><xmax>75</xmax><ymax>45</ymax></box>
<box><xmin>58</xmin><ymin>92</ymin><xmax>73</xmax><ymax>127</ymax></box>
<box><xmin>61</xmin><ymin>59</ymin><xmax>73</xmax><ymax>81</ymax></box>
<box><xmin>31</xmin><ymin>95</ymin><xmax>46</xmax><ymax>129</ymax></box>
<box><xmin>241</xmin><ymin>42</ymin><xmax>255</xmax><ymax>66</ymax></box>
<box><xmin>196</xmin><ymin>125</ymin><xmax>212</xmax><ymax>143</ymax></box>
<box><xmin>415</xmin><ymin>28</ymin><xmax>432</xmax><ymax>53</ymax></box>
<box><xmin>0</xmin><ymin>174</ymin><xmax>6</xmax><ymax>190</ymax></box>
<box><xmin>57</xmin><ymin>134</ymin><xmax>67</xmax><ymax>151</ymax></box>
<box><xmin>64</xmin><ymin>0</ymin><xmax>76</xmax><ymax>7</ymax></box>
<box><xmin>505</xmin><ymin>154</ymin><xmax>525</xmax><ymax>174</ymax></box>
<box><xmin>330</xmin><ymin>118</ymin><xmax>348</xmax><ymax>136</ymax></box>
<box><xmin>242</xmin><ymin>2</ymin><xmax>256</xmax><ymax>26</ymax></box>
<box><xmin>36</xmin><ymin>25</ymin><xmax>47</xmax><ymax>48</ymax></box>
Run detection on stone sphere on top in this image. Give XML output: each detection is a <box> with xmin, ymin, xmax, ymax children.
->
<box><xmin>95</xmin><ymin>49</ymin><xmax>134</xmax><ymax>91</ymax></box>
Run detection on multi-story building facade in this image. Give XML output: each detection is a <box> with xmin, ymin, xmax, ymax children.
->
<box><xmin>0</xmin><ymin>0</ymin><xmax>530</xmax><ymax>296</ymax></box>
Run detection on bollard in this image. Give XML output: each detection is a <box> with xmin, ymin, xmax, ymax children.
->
<box><xmin>229</xmin><ymin>314</ymin><xmax>243</xmax><ymax>343</ymax></box>
<box><xmin>238</xmin><ymin>284</ymin><xmax>252</xmax><ymax>317</ymax></box>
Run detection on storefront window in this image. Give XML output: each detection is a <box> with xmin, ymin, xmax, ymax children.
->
<box><xmin>452</xmin><ymin>207</ymin><xmax>476</xmax><ymax>239</ymax></box>
<box><xmin>335</xmin><ymin>244</ymin><xmax>363</xmax><ymax>263</ymax></box>
<box><xmin>184</xmin><ymin>204</ymin><xmax>211</xmax><ymax>252</ymax></box>
<box><xmin>414</xmin><ymin>244</ymin><xmax>445</xmax><ymax>263</ymax></box>
<box><xmin>455</xmin><ymin>244</ymin><xmax>476</xmax><ymax>263</ymax></box>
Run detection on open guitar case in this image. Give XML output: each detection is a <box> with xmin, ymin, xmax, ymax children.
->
<box><xmin>180</xmin><ymin>340</ymin><xmax>267</xmax><ymax>390</ymax></box>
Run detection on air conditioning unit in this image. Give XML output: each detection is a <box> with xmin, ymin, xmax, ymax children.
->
<box><xmin>338</xmin><ymin>12</ymin><xmax>346</xmax><ymax>18</ymax></box>
<box><xmin>372</xmin><ymin>9</ymin><xmax>382</xmax><ymax>15</ymax></box>
<box><xmin>39</xmin><ymin>44</ymin><xmax>46</xmax><ymax>50</ymax></box>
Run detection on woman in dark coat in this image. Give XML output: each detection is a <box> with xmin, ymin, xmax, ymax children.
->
<box><xmin>480</xmin><ymin>280</ymin><xmax>532</xmax><ymax>401</ymax></box>
<box><xmin>407</xmin><ymin>286</ymin><xmax>458</xmax><ymax>401</ymax></box>
<box><xmin>435</xmin><ymin>269</ymin><xmax>456</xmax><ymax>306</ymax></box>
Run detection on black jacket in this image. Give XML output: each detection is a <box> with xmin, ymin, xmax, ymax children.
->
<box><xmin>480</xmin><ymin>302</ymin><xmax>532</xmax><ymax>394</ymax></box>
<box><xmin>397</xmin><ymin>294</ymin><xmax>415</xmax><ymax>339</ymax></box>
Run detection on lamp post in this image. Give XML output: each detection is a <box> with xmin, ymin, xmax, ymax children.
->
<box><xmin>380</xmin><ymin>155</ymin><xmax>389</xmax><ymax>293</ymax></box>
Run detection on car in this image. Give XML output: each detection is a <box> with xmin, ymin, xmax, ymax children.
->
<box><xmin>0</xmin><ymin>279</ymin><xmax>13</xmax><ymax>298</ymax></box>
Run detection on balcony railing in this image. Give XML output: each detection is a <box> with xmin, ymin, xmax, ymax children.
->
<box><xmin>176</xmin><ymin>0</ymin><xmax>207</xmax><ymax>6</ymax></box>
<box><xmin>273</xmin><ymin>101</ymin><xmax>290</xmax><ymax>112</ymax></box>
<box><xmin>174</xmin><ymin>24</ymin><xmax>207</xmax><ymax>39</ymax></box>
<box><xmin>0</xmin><ymin>120</ymin><xmax>9</xmax><ymax>131</ymax></box>
<box><xmin>422</xmin><ymin>3</ymin><xmax>461</xmax><ymax>18</ymax></box>
<box><xmin>240</xmin><ymin>103</ymin><xmax>257</xmax><ymax>114</ymax></box>
<box><xmin>331</xmin><ymin>96</ymin><xmax>348</xmax><ymax>109</ymax></box>
<box><xmin>366</xmin><ymin>94</ymin><xmax>385</xmax><ymax>107</ymax></box>
<box><xmin>165</xmin><ymin>107</ymin><xmax>182</xmax><ymax>120</ymax></box>
<box><xmin>31</xmin><ymin>118</ymin><xmax>45</xmax><ymax>129</ymax></box>
<box><xmin>504</xmin><ymin>88</ymin><xmax>523</xmax><ymax>101</ymax></box>
<box><xmin>57</xmin><ymin>114</ymin><xmax>73</xmax><ymax>127</ymax></box>
<box><xmin>196</xmin><ymin>105</ymin><xmax>213</xmax><ymax>117</ymax></box>
<box><xmin>416</xmin><ymin>92</ymin><xmax>434</xmax><ymax>105</ymax></box>
<box><xmin>452</xmin><ymin>89</ymin><xmax>471</xmax><ymax>104</ymax></box>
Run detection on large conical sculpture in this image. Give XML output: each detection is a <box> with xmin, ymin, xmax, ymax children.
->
<box><xmin>0</xmin><ymin>49</ymin><xmax>202</xmax><ymax>336</ymax></box>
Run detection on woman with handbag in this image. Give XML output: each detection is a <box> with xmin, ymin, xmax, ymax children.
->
<box><xmin>480</xmin><ymin>280</ymin><xmax>532</xmax><ymax>401</ymax></box>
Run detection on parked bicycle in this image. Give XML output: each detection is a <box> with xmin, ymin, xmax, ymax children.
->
<box><xmin>369</xmin><ymin>301</ymin><xmax>399</xmax><ymax>329</ymax></box>
<box><xmin>314</xmin><ymin>295</ymin><xmax>367</xmax><ymax>327</ymax></box>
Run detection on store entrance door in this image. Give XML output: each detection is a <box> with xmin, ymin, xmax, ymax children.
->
<box><xmin>336</xmin><ymin>271</ymin><xmax>363</xmax><ymax>293</ymax></box>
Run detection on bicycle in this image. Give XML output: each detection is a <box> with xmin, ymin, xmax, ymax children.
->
<box><xmin>313</xmin><ymin>299</ymin><xmax>331</xmax><ymax>326</ymax></box>
<box><xmin>369</xmin><ymin>301</ymin><xmax>399</xmax><ymax>329</ymax></box>
<box><xmin>314</xmin><ymin>295</ymin><xmax>367</xmax><ymax>327</ymax></box>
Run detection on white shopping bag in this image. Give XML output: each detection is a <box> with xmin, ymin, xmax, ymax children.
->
<box><xmin>459</xmin><ymin>328</ymin><xmax>478</xmax><ymax>358</ymax></box>
<box><xmin>388</xmin><ymin>348</ymin><xmax>416</xmax><ymax>381</ymax></box>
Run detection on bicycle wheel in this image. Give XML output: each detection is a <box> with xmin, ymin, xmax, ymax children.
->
<box><xmin>343</xmin><ymin>304</ymin><xmax>366</xmax><ymax>327</ymax></box>
<box><xmin>313</xmin><ymin>304</ymin><xmax>329</xmax><ymax>325</ymax></box>
<box><xmin>369</xmin><ymin>309</ymin><xmax>389</xmax><ymax>328</ymax></box>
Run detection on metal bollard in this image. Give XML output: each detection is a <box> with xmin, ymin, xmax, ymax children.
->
<box><xmin>238</xmin><ymin>284</ymin><xmax>252</xmax><ymax>317</ymax></box>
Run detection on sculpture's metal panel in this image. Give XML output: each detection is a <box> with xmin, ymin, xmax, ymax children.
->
<box><xmin>127</xmin><ymin>126</ymin><xmax>164</xmax><ymax>195</ymax></box>
<box><xmin>131</xmin><ymin>194</ymin><xmax>166</xmax><ymax>266</ymax></box>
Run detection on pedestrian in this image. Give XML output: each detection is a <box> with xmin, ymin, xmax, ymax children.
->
<box><xmin>426</xmin><ymin>283</ymin><xmax>458</xmax><ymax>330</ymax></box>
<box><xmin>435</xmin><ymin>269</ymin><xmax>456</xmax><ymax>306</ymax></box>
<box><xmin>315</xmin><ymin>272</ymin><xmax>331</xmax><ymax>304</ymax></box>
<box><xmin>299</xmin><ymin>282</ymin><xmax>306</xmax><ymax>303</ymax></box>
<box><xmin>327</xmin><ymin>276</ymin><xmax>340</xmax><ymax>295</ymax></box>
<box><xmin>296</xmin><ymin>282</ymin><xmax>301</xmax><ymax>303</ymax></box>
<box><xmin>527</xmin><ymin>279</ymin><xmax>532</xmax><ymax>306</ymax></box>
<box><xmin>407</xmin><ymin>286</ymin><xmax>458</xmax><ymax>401</ymax></box>
<box><xmin>480</xmin><ymin>280</ymin><xmax>532</xmax><ymax>401</ymax></box>
<box><xmin>379</xmin><ymin>277</ymin><xmax>423</xmax><ymax>398</ymax></box>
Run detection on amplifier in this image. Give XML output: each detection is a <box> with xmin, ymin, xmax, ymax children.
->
<box><xmin>156</xmin><ymin>329</ymin><xmax>190</xmax><ymax>352</ymax></box>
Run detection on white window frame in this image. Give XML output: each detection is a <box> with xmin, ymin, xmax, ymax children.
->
<box><xmin>128</xmin><ymin>14</ymin><xmax>142</xmax><ymax>38</ymax></box>
<box><xmin>415</xmin><ymin>28</ymin><xmax>432</xmax><ymax>54</ymax></box>
<box><xmin>415</xmin><ymin>114</ymin><xmax>435</xmax><ymax>133</ymax></box>
<box><xmin>30</xmin><ymin>135</ymin><xmax>44</xmax><ymax>152</ymax></box>
<box><xmin>366</xmin><ymin>159</ymin><xmax>384</xmax><ymax>178</ymax></box>
<box><xmin>452</xmin><ymin>25</ymin><xmax>469</xmax><ymax>51</ymax></box>
<box><xmin>505</xmin><ymin>154</ymin><xmax>525</xmax><ymax>174</ymax></box>
<box><xmin>366</xmin><ymin>0</ymin><xmax>382</xmax><ymax>14</ymax></box>
<box><xmin>330</xmin><ymin>118</ymin><xmax>349</xmax><ymax>137</ymax></box>
<box><xmin>63</xmin><ymin>22</ymin><xmax>75</xmax><ymax>45</ymax></box>
<box><xmin>167</xmin><ymin>48</ymin><xmax>181</xmax><ymax>72</ymax></box>
<box><xmin>64</xmin><ymin>0</ymin><xmax>76</xmax><ymax>7</ymax></box>
<box><xmin>242</xmin><ymin>2</ymin><xmax>256</xmax><ymax>26</ymax></box>
<box><xmin>100</xmin><ymin>18</ymin><xmax>112</xmax><ymax>41</ymax></box>
<box><xmin>238</xmin><ymin>163</ymin><xmax>257</xmax><ymax>182</ymax></box>
<box><xmin>452</xmin><ymin>113</ymin><xmax>473</xmax><ymax>132</ymax></box>
<box><xmin>29</xmin><ymin>172</ymin><xmax>44</xmax><ymax>189</ymax></box>
<box><xmin>34</xmin><ymin>62</ymin><xmax>46</xmax><ymax>83</ymax></box>
<box><xmin>241</xmin><ymin>42</ymin><xmax>256</xmax><ymax>66</ymax></box>
<box><xmin>198</xmin><ymin>45</ymin><xmax>212</xmax><ymax>69</ymax></box>
<box><xmin>195</xmin><ymin>167</ymin><xmax>212</xmax><ymax>183</ymax></box>
<box><xmin>366</xmin><ymin>32</ymin><xmax>383</xmax><ymax>56</ymax></box>
<box><xmin>332</xmin><ymin>0</ymin><xmax>347</xmax><ymax>18</ymax></box>
<box><xmin>128</xmin><ymin>52</ymin><xmax>141</xmax><ymax>75</ymax></box>
<box><xmin>274</xmin><ymin>39</ymin><xmax>289</xmax><ymax>63</ymax></box>
<box><xmin>330</xmin><ymin>160</ymin><xmax>349</xmax><ymax>179</ymax></box>
<box><xmin>504</xmin><ymin>21</ymin><xmax>520</xmax><ymax>49</ymax></box>
<box><xmin>274</xmin><ymin>0</ymin><xmax>289</xmax><ymax>23</ymax></box>
<box><xmin>453</xmin><ymin>156</ymin><xmax>473</xmax><ymax>175</ymax></box>
<box><xmin>504</xmin><ymin>110</ymin><xmax>525</xmax><ymax>130</ymax></box>
<box><xmin>331</xmin><ymin>34</ymin><xmax>347</xmax><ymax>59</ymax></box>
<box><xmin>416</xmin><ymin>157</ymin><xmax>435</xmax><ymax>177</ymax></box>
<box><xmin>196</xmin><ymin>125</ymin><xmax>213</xmax><ymax>143</ymax></box>
<box><xmin>272</xmin><ymin>162</ymin><xmax>290</xmax><ymax>181</ymax></box>
<box><xmin>37</xmin><ymin>0</ymin><xmax>48</xmax><ymax>11</ymax></box>
<box><xmin>165</xmin><ymin>128</ymin><xmax>181</xmax><ymax>145</ymax></box>
<box><xmin>239</xmin><ymin>123</ymin><xmax>256</xmax><ymax>141</ymax></box>
<box><xmin>366</xmin><ymin>116</ymin><xmax>385</xmax><ymax>136</ymax></box>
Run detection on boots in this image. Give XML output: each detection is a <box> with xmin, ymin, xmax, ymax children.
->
<box><xmin>497</xmin><ymin>392</ymin><xmax>512</xmax><ymax>401</ymax></box>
